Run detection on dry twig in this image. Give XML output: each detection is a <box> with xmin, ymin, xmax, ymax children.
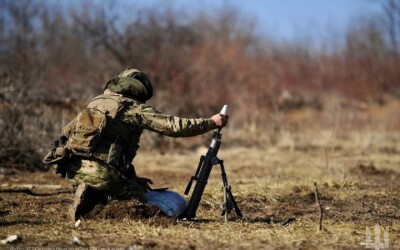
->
<box><xmin>0</xmin><ymin>187</ymin><xmax>71</xmax><ymax>196</ymax></box>
<box><xmin>314</xmin><ymin>182</ymin><xmax>323</xmax><ymax>232</ymax></box>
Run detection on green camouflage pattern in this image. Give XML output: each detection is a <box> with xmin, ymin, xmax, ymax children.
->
<box><xmin>66</xmin><ymin>158</ymin><xmax>146</xmax><ymax>200</ymax></box>
<box><xmin>64</xmin><ymin>91</ymin><xmax>217</xmax><ymax>164</ymax></box>
<box><xmin>62</xmin><ymin>90</ymin><xmax>217</xmax><ymax>199</ymax></box>
<box><xmin>118</xmin><ymin>68</ymin><xmax>141</xmax><ymax>78</ymax></box>
<box><xmin>123</xmin><ymin>102</ymin><xmax>217</xmax><ymax>137</ymax></box>
<box><xmin>105</xmin><ymin>77</ymin><xmax>151</xmax><ymax>102</ymax></box>
<box><xmin>105</xmin><ymin>69</ymin><xmax>153</xmax><ymax>102</ymax></box>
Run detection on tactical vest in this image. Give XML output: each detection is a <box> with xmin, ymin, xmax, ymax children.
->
<box><xmin>44</xmin><ymin>93</ymin><xmax>142</xmax><ymax>176</ymax></box>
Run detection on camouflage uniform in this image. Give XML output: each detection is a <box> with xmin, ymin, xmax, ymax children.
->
<box><xmin>63</xmin><ymin>90</ymin><xmax>217</xmax><ymax>199</ymax></box>
<box><xmin>44</xmin><ymin>69</ymin><xmax>217</xmax><ymax>220</ymax></box>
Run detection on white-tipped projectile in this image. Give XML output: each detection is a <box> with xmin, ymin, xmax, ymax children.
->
<box><xmin>220</xmin><ymin>105</ymin><xmax>228</xmax><ymax>115</ymax></box>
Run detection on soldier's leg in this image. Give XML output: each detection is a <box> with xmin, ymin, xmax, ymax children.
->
<box><xmin>66</xmin><ymin>159</ymin><xmax>112</xmax><ymax>221</ymax></box>
<box><xmin>68</xmin><ymin>159</ymin><xmax>147</xmax><ymax>220</ymax></box>
<box><xmin>69</xmin><ymin>182</ymin><xmax>108</xmax><ymax>221</ymax></box>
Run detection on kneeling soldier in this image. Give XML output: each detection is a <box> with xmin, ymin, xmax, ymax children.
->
<box><xmin>43</xmin><ymin>68</ymin><xmax>228</xmax><ymax>221</ymax></box>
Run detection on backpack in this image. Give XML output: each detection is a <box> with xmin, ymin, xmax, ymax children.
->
<box><xmin>67</xmin><ymin>107</ymin><xmax>107</xmax><ymax>153</ymax></box>
<box><xmin>43</xmin><ymin>94</ymin><xmax>134</xmax><ymax>176</ymax></box>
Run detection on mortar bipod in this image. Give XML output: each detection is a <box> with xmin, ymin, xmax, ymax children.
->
<box><xmin>212</xmin><ymin>157</ymin><xmax>242</xmax><ymax>222</ymax></box>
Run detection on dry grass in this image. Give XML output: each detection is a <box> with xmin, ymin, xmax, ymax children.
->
<box><xmin>1</xmin><ymin>128</ymin><xmax>400</xmax><ymax>249</ymax></box>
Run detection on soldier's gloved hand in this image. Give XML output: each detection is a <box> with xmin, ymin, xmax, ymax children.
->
<box><xmin>211</xmin><ymin>114</ymin><xmax>229</xmax><ymax>128</ymax></box>
<box><xmin>136</xmin><ymin>176</ymin><xmax>153</xmax><ymax>190</ymax></box>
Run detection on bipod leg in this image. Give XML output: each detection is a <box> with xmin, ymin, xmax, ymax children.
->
<box><xmin>184</xmin><ymin>155</ymin><xmax>205</xmax><ymax>195</ymax></box>
<box><xmin>226</xmin><ymin>186</ymin><xmax>242</xmax><ymax>218</ymax></box>
<box><xmin>223</xmin><ymin>181</ymin><xmax>229</xmax><ymax>222</ymax></box>
<box><xmin>219</xmin><ymin>160</ymin><xmax>242</xmax><ymax>222</ymax></box>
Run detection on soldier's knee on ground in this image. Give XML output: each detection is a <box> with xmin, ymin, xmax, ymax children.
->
<box><xmin>69</xmin><ymin>183</ymin><xmax>108</xmax><ymax>221</ymax></box>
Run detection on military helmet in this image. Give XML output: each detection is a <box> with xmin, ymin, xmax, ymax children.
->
<box><xmin>117</xmin><ymin>68</ymin><xmax>153</xmax><ymax>98</ymax></box>
<box><xmin>105</xmin><ymin>68</ymin><xmax>153</xmax><ymax>102</ymax></box>
<box><xmin>117</xmin><ymin>68</ymin><xmax>140</xmax><ymax>78</ymax></box>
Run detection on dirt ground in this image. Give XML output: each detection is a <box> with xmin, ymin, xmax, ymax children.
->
<box><xmin>1</xmin><ymin>127</ymin><xmax>400</xmax><ymax>249</ymax></box>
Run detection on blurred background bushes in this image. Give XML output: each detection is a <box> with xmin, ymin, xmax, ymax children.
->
<box><xmin>0</xmin><ymin>0</ymin><xmax>399</xmax><ymax>171</ymax></box>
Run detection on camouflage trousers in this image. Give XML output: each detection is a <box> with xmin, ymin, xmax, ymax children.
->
<box><xmin>64</xmin><ymin>158</ymin><xmax>147</xmax><ymax>201</ymax></box>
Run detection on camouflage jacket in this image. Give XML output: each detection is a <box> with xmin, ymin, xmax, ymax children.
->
<box><xmin>62</xmin><ymin>90</ymin><xmax>218</xmax><ymax>169</ymax></box>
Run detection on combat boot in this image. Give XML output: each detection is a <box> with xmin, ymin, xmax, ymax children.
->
<box><xmin>69</xmin><ymin>183</ymin><xmax>108</xmax><ymax>221</ymax></box>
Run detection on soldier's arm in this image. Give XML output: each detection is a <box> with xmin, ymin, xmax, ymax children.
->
<box><xmin>138</xmin><ymin>105</ymin><xmax>218</xmax><ymax>137</ymax></box>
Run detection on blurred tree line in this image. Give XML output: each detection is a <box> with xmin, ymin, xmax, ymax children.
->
<box><xmin>0</xmin><ymin>0</ymin><xmax>399</xmax><ymax>171</ymax></box>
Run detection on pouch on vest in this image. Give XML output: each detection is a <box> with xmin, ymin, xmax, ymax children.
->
<box><xmin>43</xmin><ymin>146</ymin><xmax>69</xmax><ymax>165</ymax></box>
<box><xmin>67</xmin><ymin>108</ymin><xmax>107</xmax><ymax>153</ymax></box>
<box><xmin>43</xmin><ymin>137</ymin><xmax>71</xmax><ymax>177</ymax></box>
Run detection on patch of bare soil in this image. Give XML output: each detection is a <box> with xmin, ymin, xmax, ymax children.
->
<box><xmin>85</xmin><ymin>200</ymin><xmax>162</xmax><ymax>220</ymax></box>
<box><xmin>350</xmin><ymin>163</ymin><xmax>398</xmax><ymax>176</ymax></box>
<box><xmin>349</xmin><ymin>163</ymin><xmax>400</xmax><ymax>191</ymax></box>
<box><xmin>236</xmin><ymin>165</ymin><xmax>400</xmax><ymax>230</ymax></box>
